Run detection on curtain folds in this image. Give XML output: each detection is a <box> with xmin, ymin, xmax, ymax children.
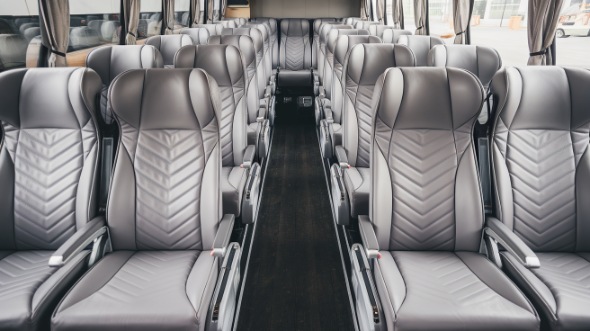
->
<box><xmin>453</xmin><ymin>0</ymin><xmax>471</xmax><ymax>44</ymax></box>
<box><xmin>163</xmin><ymin>0</ymin><xmax>175</xmax><ymax>34</ymax></box>
<box><xmin>528</xmin><ymin>0</ymin><xmax>564</xmax><ymax>65</ymax></box>
<box><xmin>392</xmin><ymin>0</ymin><xmax>403</xmax><ymax>28</ymax></box>
<box><xmin>377</xmin><ymin>0</ymin><xmax>385</xmax><ymax>24</ymax></box>
<box><xmin>361</xmin><ymin>0</ymin><xmax>371</xmax><ymax>19</ymax></box>
<box><xmin>124</xmin><ymin>0</ymin><xmax>140</xmax><ymax>45</ymax></box>
<box><xmin>39</xmin><ymin>0</ymin><xmax>69</xmax><ymax>67</ymax></box>
<box><xmin>413</xmin><ymin>0</ymin><xmax>427</xmax><ymax>35</ymax></box>
<box><xmin>190</xmin><ymin>0</ymin><xmax>204</xmax><ymax>26</ymax></box>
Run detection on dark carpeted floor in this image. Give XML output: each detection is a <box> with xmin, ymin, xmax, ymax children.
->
<box><xmin>236</xmin><ymin>102</ymin><xmax>355</xmax><ymax>331</ymax></box>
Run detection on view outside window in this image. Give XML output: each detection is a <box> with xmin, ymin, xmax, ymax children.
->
<box><xmin>69</xmin><ymin>0</ymin><xmax>121</xmax><ymax>52</ymax></box>
<box><xmin>555</xmin><ymin>0</ymin><xmax>590</xmax><ymax>68</ymax></box>
<box><xmin>139</xmin><ymin>0</ymin><xmax>162</xmax><ymax>39</ymax></box>
<box><xmin>175</xmin><ymin>0</ymin><xmax>190</xmax><ymax>29</ymax></box>
<box><xmin>0</xmin><ymin>0</ymin><xmax>39</xmax><ymax>72</ymax></box>
<box><xmin>429</xmin><ymin>0</ymin><xmax>454</xmax><ymax>41</ymax></box>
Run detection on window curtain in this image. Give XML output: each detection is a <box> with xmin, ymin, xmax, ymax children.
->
<box><xmin>207</xmin><ymin>0</ymin><xmax>215</xmax><ymax>23</ymax></box>
<box><xmin>163</xmin><ymin>0</ymin><xmax>175</xmax><ymax>34</ymax></box>
<box><xmin>39</xmin><ymin>0</ymin><xmax>69</xmax><ymax>67</ymax></box>
<box><xmin>124</xmin><ymin>0</ymin><xmax>140</xmax><ymax>45</ymax></box>
<box><xmin>453</xmin><ymin>0</ymin><xmax>471</xmax><ymax>44</ymax></box>
<box><xmin>361</xmin><ymin>0</ymin><xmax>371</xmax><ymax>20</ymax></box>
<box><xmin>190</xmin><ymin>0</ymin><xmax>204</xmax><ymax>26</ymax></box>
<box><xmin>528</xmin><ymin>0</ymin><xmax>564</xmax><ymax>65</ymax></box>
<box><xmin>220</xmin><ymin>0</ymin><xmax>227</xmax><ymax>19</ymax></box>
<box><xmin>376</xmin><ymin>0</ymin><xmax>385</xmax><ymax>23</ymax></box>
<box><xmin>413</xmin><ymin>0</ymin><xmax>427</xmax><ymax>35</ymax></box>
<box><xmin>392</xmin><ymin>0</ymin><xmax>403</xmax><ymax>28</ymax></box>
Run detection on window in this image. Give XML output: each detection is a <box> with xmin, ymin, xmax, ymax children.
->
<box><xmin>385</xmin><ymin>0</ymin><xmax>416</xmax><ymax>31</ymax></box>
<box><xmin>428</xmin><ymin>0</ymin><xmax>454</xmax><ymax>40</ymax></box>
<box><xmin>69</xmin><ymin>0</ymin><xmax>121</xmax><ymax>52</ymax></box>
<box><xmin>0</xmin><ymin>0</ymin><xmax>39</xmax><ymax>72</ymax></box>
<box><xmin>470</xmin><ymin>0</ymin><xmax>528</xmax><ymax>66</ymax></box>
<box><xmin>175</xmin><ymin>0</ymin><xmax>190</xmax><ymax>28</ymax></box>
<box><xmin>139</xmin><ymin>0</ymin><xmax>162</xmax><ymax>39</ymax></box>
<box><xmin>555</xmin><ymin>0</ymin><xmax>590</xmax><ymax>68</ymax></box>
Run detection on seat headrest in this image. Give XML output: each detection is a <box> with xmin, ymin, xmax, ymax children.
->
<box><xmin>145</xmin><ymin>34</ymin><xmax>193</xmax><ymax>66</ymax></box>
<box><xmin>180</xmin><ymin>27</ymin><xmax>211</xmax><ymax>45</ymax></box>
<box><xmin>208</xmin><ymin>34</ymin><xmax>256</xmax><ymax>69</ymax></box>
<box><xmin>193</xmin><ymin>23</ymin><xmax>224</xmax><ymax>36</ymax></box>
<box><xmin>174</xmin><ymin>44</ymin><xmax>244</xmax><ymax>88</ymax></box>
<box><xmin>280</xmin><ymin>19</ymin><xmax>310</xmax><ymax>37</ymax></box>
<box><xmin>320</xmin><ymin>24</ymin><xmax>352</xmax><ymax>44</ymax></box>
<box><xmin>86</xmin><ymin>45</ymin><xmax>164</xmax><ymax>85</ymax></box>
<box><xmin>382</xmin><ymin>28</ymin><xmax>412</xmax><ymax>43</ymax></box>
<box><xmin>241</xmin><ymin>23</ymin><xmax>269</xmax><ymax>42</ymax></box>
<box><xmin>429</xmin><ymin>44</ymin><xmax>501</xmax><ymax>88</ymax></box>
<box><xmin>491</xmin><ymin>66</ymin><xmax>590</xmax><ymax>131</ymax></box>
<box><xmin>222</xmin><ymin>27</ymin><xmax>263</xmax><ymax>53</ymax></box>
<box><xmin>346</xmin><ymin>43</ymin><xmax>415</xmax><ymax>85</ymax></box>
<box><xmin>327</xmin><ymin>28</ymin><xmax>369</xmax><ymax>53</ymax></box>
<box><xmin>334</xmin><ymin>34</ymin><xmax>381</xmax><ymax>67</ymax></box>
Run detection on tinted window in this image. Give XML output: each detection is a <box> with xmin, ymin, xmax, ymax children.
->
<box><xmin>139</xmin><ymin>0</ymin><xmax>162</xmax><ymax>40</ymax></box>
<box><xmin>0</xmin><ymin>0</ymin><xmax>39</xmax><ymax>72</ymax></box>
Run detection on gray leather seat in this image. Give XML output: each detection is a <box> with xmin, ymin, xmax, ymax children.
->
<box><xmin>330</xmin><ymin>43</ymin><xmax>414</xmax><ymax>225</ymax></box>
<box><xmin>193</xmin><ymin>23</ymin><xmax>224</xmax><ymax>36</ymax></box>
<box><xmin>145</xmin><ymin>34</ymin><xmax>193</xmax><ymax>67</ymax></box>
<box><xmin>279</xmin><ymin>19</ymin><xmax>312</xmax><ymax>72</ymax></box>
<box><xmin>354</xmin><ymin>21</ymin><xmax>379</xmax><ymax>30</ymax></box>
<box><xmin>397</xmin><ymin>34</ymin><xmax>444</xmax><ymax>66</ymax></box>
<box><xmin>242</xmin><ymin>23</ymin><xmax>273</xmax><ymax>87</ymax></box>
<box><xmin>180</xmin><ymin>27</ymin><xmax>211</xmax><ymax>45</ymax></box>
<box><xmin>208</xmin><ymin>35</ymin><xmax>270</xmax><ymax>158</ymax></box>
<box><xmin>369</xmin><ymin>26</ymin><xmax>412</xmax><ymax>43</ymax></box>
<box><xmin>52</xmin><ymin>68</ymin><xmax>235</xmax><ymax>331</ymax></box>
<box><xmin>489</xmin><ymin>66</ymin><xmax>590</xmax><ymax>331</ymax></box>
<box><xmin>100</xmin><ymin>21</ymin><xmax>120</xmax><ymax>42</ymax></box>
<box><xmin>318</xmin><ymin>31</ymin><xmax>377</xmax><ymax>156</ymax></box>
<box><xmin>312</xmin><ymin>18</ymin><xmax>337</xmax><ymax>69</ymax></box>
<box><xmin>0</xmin><ymin>67</ymin><xmax>103</xmax><ymax>331</ymax></box>
<box><xmin>86</xmin><ymin>45</ymin><xmax>163</xmax><ymax>125</ymax></box>
<box><xmin>354</xmin><ymin>67</ymin><xmax>540</xmax><ymax>331</ymax></box>
<box><xmin>218</xmin><ymin>19</ymin><xmax>237</xmax><ymax>28</ymax></box>
<box><xmin>69</xmin><ymin>27</ymin><xmax>101</xmax><ymax>51</ymax></box>
<box><xmin>343</xmin><ymin>17</ymin><xmax>363</xmax><ymax>26</ymax></box>
<box><xmin>175</xmin><ymin>45</ymin><xmax>260</xmax><ymax>223</ymax></box>
<box><xmin>23</xmin><ymin>27</ymin><xmax>41</xmax><ymax>42</ymax></box>
<box><xmin>0</xmin><ymin>34</ymin><xmax>27</xmax><ymax>71</ymax></box>
<box><xmin>250</xmin><ymin>18</ymin><xmax>279</xmax><ymax>69</ymax></box>
<box><xmin>315</xmin><ymin>23</ymin><xmax>351</xmax><ymax>88</ymax></box>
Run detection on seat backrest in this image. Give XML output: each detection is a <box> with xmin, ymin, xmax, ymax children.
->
<box><xmin>342</xmin><ymin>43</ymin><xmax>415</xmax><ymax>168</ymax></box>
<box><xmin>106</xmin><ymin>68</ymin><xmax>222</xmax><ymax>251</ymax></box>
<box><xmin>355</xmin><ymin>21</ymin><xmax>379</xmax><ymax>30</ymax></box>
<box><xmin>88</xmin><ymin>20</ymin><xmax>105</xmax><ymax>34</ymax></box>
<box><xmin>242</xmin><ymin>23</ymin><xmax>272</xmax><ymax>81</ymax></box>
<box><xmin>101</xmin><ymin>21</ymin><xmax>120</xmax><ymax>43</ymax></box>
<box><xmin>209</xmin><ymin>34</ymin><xmax>261</xmax><ymax>125</ymax></box>
<box><xmin>279</xmin><ymin>18</ymin><xmax>312</xmax><ymax>70</ymax></box>
<box><xmin>330</xmin><ymin>33</ymin><xmax>380</xmax><ymax>125</ymax></box>
<box><xmin>312</xmin><ymin>18</ymin><xmax>337</xmax><ymax>69</ymax></box>
<box><xmin>490</xmin><ymin>67</ymin><xmax>590</xmax><ymax>252</ymax></box>
<box><xmin>86</xmin><ymin>45</ymin><xmax>163</xmax><ymax>124</ymax></box>
<box><xmin>250</xmin><ymin>18</ymin><xmax>279</xmax><ymax>69</ymax></box>
<box><xmin>344</xmin><ymin>17</ymin><xmax>363</xmax><ymax>26</ymax></box>
<box><xmin>370</xmin><ymin>67</ymin><xmax>484</xmax><ymax>252</ymax></box>
<box><xmin>222</xmin><ymin>27</ymin><xmax>266</xmax><ymax>102</ymax></box>
<box><xmin>376</xmin><ymin>27</ymin><xmax>412</xmax><ymax>43</ymax></box>
<box><xmin>429</xmin><ymin>44</ymin><xmax>501</xmax><ymax>89</ymax></box>
<box><xmin>19</xmin><ymin>22</ymin><xmax>38</xmax><ymax>34</ymax></box>
<box><xmin>175</xmin><ymin>45</ymin><xmax>248</xmax><ymax>169</ymax></box>
<box><xmin>397</xmin><ymin>35</ymin><xmax>444</xmax><ymax>66</ymax></box>
<box><xmin>323</xmin><ymin>27</ymin><xmax>360</xmax><ymax>100</ymax></box>
<box><xmin>319</xmin><ymin>24</ymin><xmax>351</xmax><ymax>85</ymax></box>
<box><xmin>193</xmin><ymin>23</ymin><xmax>224</xmax><ymax>36</ymax></box>
<box><xmin>69</xmin><ymin>26</ymin><xmax>100</xmax><ymax>51</ymax></box>
<box><xmin>218</xmin><ymin>19</ymin><xmax>237</xmax><ymax>28</ymax></box>
<box><xmin>0</xmin><ymin>34</ymin><xmax>27</xmax><ymax>71</ymax></box>
<box><xmin>23</xmin><ymin>27</ymin><xmax>41</xmax><ymax>42</ymax></box>
<box><xmin>145</xmin><ymin>34</ymin><xmax>193</xmax><ymax>67</ymax></box>
<box><xmin>180</xmin><ymin>27</ymin><xmax>211</xmax><ymax>45</ymax></box>
<box><xmin>0</xmin><ymin>68</ymin><xmax>102</xmax><ymax>250</ymax></box>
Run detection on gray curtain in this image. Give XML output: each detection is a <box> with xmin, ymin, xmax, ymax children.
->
<box><xmin>221</xmin><ymin>0</ymin><xmax>227</xmax><ymax>18</ymax></box>
<box><xmin>124</xmin><ymin>0</ymin><xmax>140</xmax><ymax>45</ymax></box>
<box><xmin>190</xmin><ymin>0</ymin><xmax>204</xmax><ymax>26</ymax></box>
<box><xmin>361</xmin><ymin>0</ymin><xmax>371</xmax><ymax>19</ymax></box>
<box><xmin>39</xmin><ymin>0</ymin><xmax>69</xmax><ymax>67</ymax></box>
<box><xmin>392</xmin><ymin>0</ymin><xmax>403</xmax><ymax>28</ymax></box>
<box><xmin>377</xmin><ymin>0</ymin><xmax>385</xmax><ymax>23</ymax></box>
<box><xmin>453</xmin><ymin>0</ymin><xmax>470</xmax><ymax>44</ymax></box>
<box><xmin>414</xmin><ymin>0</ymin><xmax>427</xmax><ymax>35</ymax></box>
<box><xmin>207</xmin><ymin>0</ymin><xmax>215</xmax><ymax>23</ymax></box>
<box><xmin>163</xmin><ymin>0</ymin><xmax>175</xmax><ymax>34</ymax></box>
<box><xmin>528</xmin><ymin>0</ymin><xmax>564</xmax><ymax>65</ymax></box>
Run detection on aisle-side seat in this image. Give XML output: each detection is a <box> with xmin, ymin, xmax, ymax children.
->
<box><xmin>52</xmin><ymin>68</ymin><xmax>241</xmax><ymax>331</ymax></box>
<box><xmin>208</xmin><ymin>34</ymin><xmax>271</xmax><ymax>159</ymax></box>
<box><xmin>86</xmin><ymin>45</ymin><xmax>163</xmax><ymax>125</ymax></box>
<box><xmin>352</xmin><ymin>67</ymin><xmax>540</xmax><ymax>331</ymax></box>
<box><xmin>314</xmin><ymin>23</ymin><xmax>352</xmax><ymax>92</ymax></box>
<box><xmin>180</xmin><ymin>27</ymin><xmax>211</xmax><ymax>44</ymax></box>
<box><xmin>242</xmin><ymin>23</ymin><xmax>274</xmax><ymax>92</ymax></box>
<box><xmin>0</xmin><ymin>68</ymin><xmax>106</xmax><ymax>331</ymax></box>
<box><xmin>312</xmin><ymin>18</ymin><xmax>337</xmax><ymax>69</ymax></box>
<box><xmin>318</xmin><ymin>31</ymin><xmax>377</xmax><ymax>158</ymax></box>
<box><xmin>329</xmin><ymin>43</ymin><xmax>414</xmax><ymax>226</ymax></box>
<box><xmin>397</xmin><ymin>34</ymin><xmax>443</xmax><ymax>66</ymax></box>
<box><xmin>278</xmin><ymin>18</ymin><xmax>312</xmax><ymax>87</ymax></box>
<box><xmin>175</xmin><ymin>45</ymin><xmax>261</xmax><ymax>224</ymax></box>
<box><xmin>488</xmin><ymin>66</ymin><xmax>590</xmax><ymax>331</ymax></box>
<box><xmin>145</xmin><ymin>34</ymin><xmax>192</xmax><ymax>67</ymax></box>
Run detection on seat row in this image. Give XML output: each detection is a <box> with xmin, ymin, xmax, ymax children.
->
<box><xmin>311</xmin><ymin>23</ymin><xmax>590</xmax><ymax>331</ymax></box>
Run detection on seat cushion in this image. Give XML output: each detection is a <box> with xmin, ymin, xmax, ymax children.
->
<box><xmin>342</xmin><ymin>166</ymin><xmax>370</xmax><ymax>217</ymax></box>
<box><xmin>0</xmin><ymin>251</ymin><xmax>89</xmax><ymax>331</ymax></box>
<box><xmin>221</xmin><ymin>166</ymin><xmax>248</xmax><ymax>216</ymax></box>
<box><xmin>374</xmin><ymin>251</ymin><xmax>539</xmax><ymax>331</ymax></box>
<box><xmin>502</xmin><ymin>252</ymin><xmax>590</xmax><ymax>330</ymax></box>
<box><xmin>52</xmin><ymin>250</ymin><xmax>217</xmax><ymax>331</ymax></box>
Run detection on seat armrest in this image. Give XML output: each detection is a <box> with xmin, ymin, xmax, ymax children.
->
<box><xmin>334</xmin><ymin>146</ymin><xmax>349</xmax><ymax>168</ymax></box>
<box><xmin>484</xmin><ymin>216</ymin><xmax>540</xmax><ymax>268</ymax></box>
<box><xmin>257</xmin><ymin>107</ymin><xmax>267</xmax><ymax>121</ymax></box>
<box><xmin>324</xmin><ymin>106</ymin><xmax>334</xmax><ymax>124</ymax></box>
<box><xmin>241</xmin><ymin>145</ymin><xmax>256</xmax><ymax>169</ymax></box>
<box><xmin>318</xmin><ymin>86</ymin><xmax>326</xmax><ymax>99</ymax></box>
<box><xmin>264</xmin><ymin>85</ymin><xmax>272</xmax><ymax>98</ymax></box>
<box><xmin>49</xmin><ymin>216</ymin><xmax>107</xmax><ymax>267</ymax></box>
<box><xmin>358</xmin><ymin>216</ymin><xmax>380</xmax><ymax>260</ymax></box>
<box><xmin>212</xmin><ymin>214</ymin><xmax>235</xmax><ymax>258</ymax></box>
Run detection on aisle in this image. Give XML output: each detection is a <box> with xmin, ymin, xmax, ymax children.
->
<box><xmin>236</xmin><ymin>102</ymin><xmax>354</xmax><ymax>331</ymax></box>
